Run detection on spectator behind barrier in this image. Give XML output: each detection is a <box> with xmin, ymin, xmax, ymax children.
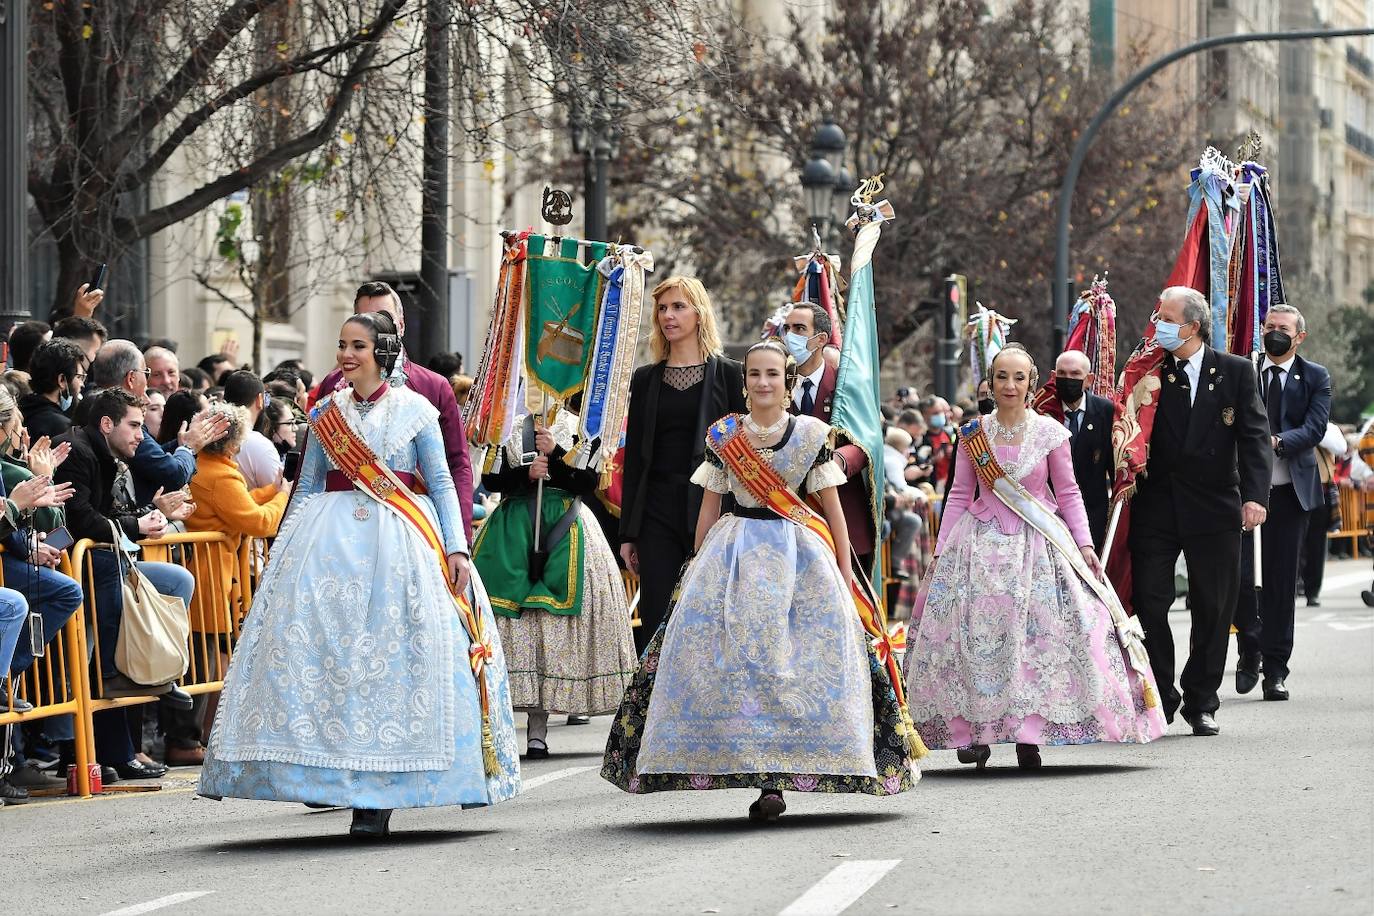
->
<box><xmin>7</xmin><ymin>322</ymin><xmax>51</xmax><ymax>374</ymax></box>
<box><xmin>186</xmin><ymin>401</ymin><xmax>289</xmax><ymax>638</ymax></box>
<box><xmin>20</xmin><ymin>338</ymin><xmax>87</xmax><ymax>442</ymax></box>
<box><xmin>197</xmin><ymin>353</ymin><xmax>233</xmax><ymax>385</ymax></box>
<box><xmin>222</xmin><ymin>370</ymin><xmax>281</xmax><ymax>490</ymax></box>
<box><xmin>158</xmin><ymin>391</ymin><xmax>209</xmax><ymax>451</ymax></box>
<box><xmin>144</xmin><ymin>346</ymin><xmax>180</xmax><ymax>396</ymax></box>
<box><xmin>50</xmin><ymin>315</ymin><xmax>106</xmax><ymax>370</ymax></box>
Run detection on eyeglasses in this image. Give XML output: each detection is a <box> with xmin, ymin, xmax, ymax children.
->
<box><xmin>132</xmin><ymin>368</ymin><xmax>151</xmax><ymax>378</ymax></box>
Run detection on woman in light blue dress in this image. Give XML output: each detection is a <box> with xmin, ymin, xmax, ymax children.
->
<box><xmin>199</xmin><ymin>312</ymin><xmax>520</xmax><ymax>837</ymax></box>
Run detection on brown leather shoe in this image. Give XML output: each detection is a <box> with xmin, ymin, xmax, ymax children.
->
<box><xmin>164</xmin><ymin>745</ymin><xmax>206</xmax><ymax>766</ymax></box>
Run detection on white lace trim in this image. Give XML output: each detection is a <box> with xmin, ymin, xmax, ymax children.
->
<box><xmin>690</xmin><ymin>461</ymin><xmax>730</xmax><ymax>493</ymax></box>
<box><xmin>805</xmin><ymin>459</ymin><xmax>847</xmax><ymax>493</ymax></box>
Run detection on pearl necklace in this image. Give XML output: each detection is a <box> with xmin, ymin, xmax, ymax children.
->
<box><xmin>988</xmin><ymin>413</ymin><xmax>1028</xmax><ymax>443</ymax></box>
<box><xmin>744</xmin><ymin>413</ymin><xmax>788</xmax><ymax>437</ymax></box>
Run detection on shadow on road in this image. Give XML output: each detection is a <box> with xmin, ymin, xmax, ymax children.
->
<box><xmin>607</xmin><ymin>811</ymin><xmax>905</xmax><ymax>837</ymax></box>
<box><xmin>203</xmin><ymin>828</ymin><xmax>497</xmax><ymax>855</ymax></box>
<box><xmin>919</xmin><ymin>763</ymin><xmax>1153</xmax><ymax>779</ymax></box>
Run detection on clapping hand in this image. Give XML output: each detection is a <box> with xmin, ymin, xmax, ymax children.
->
<box><xmin>10</xmin><ymin>476</ymin><xmax>74</xmax><ymax>511</ymax></box>
<box><xmin>26</xmin><ymin>435</ymin><xmax>70</xmax><ymax>478</ymax></box>
<box><xmin>220</xmin><ymin>338</ymin><xmax>240</xmax><ymax>365</ymax></box>
<box><xmin>152</xmin><ymin>486</ymin><xmax>195</xmax><ymax>523</ymax></box>
<box><xmin>138</xmin><ymin>509</ymin><xmax>168</xmax><ymax>539</ymax></box>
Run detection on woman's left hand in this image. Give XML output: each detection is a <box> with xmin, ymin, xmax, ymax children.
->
<box><xmin>447</xmin><ymin>552</ymin><xmax>471</xmax><ymax>597</ymax></box>
<box><xmin>1080</xmin><ymin>545</ymin><xmax>1104</xmax><ymax>581</ymax></box>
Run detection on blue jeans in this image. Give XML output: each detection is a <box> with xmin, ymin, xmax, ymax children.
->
<box><xmin>0</xmin><ymin>587</ymin><xmax>26</xmax><ymax>679</ymax></box>
<box><xmin>1</xmin><ymin>556</ymin><xmax>83</xmax><ymax>678</ymax></box>
<box><xmin>88</xmin><ymin>551</ymin><xmax>195</xmax><ymax>765</ymax></box>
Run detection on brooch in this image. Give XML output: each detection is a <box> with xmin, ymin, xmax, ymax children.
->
<box><xmin>1222</xmin><ymin>407</ymin><xmax>1235</xmax><ymax>426</ymax></box>
<box><xmin>354</xmin><ymin>504</ymin><xmax>372</xmax><ymax>521</ymax></box>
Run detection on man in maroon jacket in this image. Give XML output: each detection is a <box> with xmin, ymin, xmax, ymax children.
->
<box><xmin>312</xmin><ymin>281</ymin><xmax>475</xmax><ymax>542</ymax></box>
<box><xmin>780</xmin><ymin>302</ymin><xmax>879</xmax><ymax>571</ymax></box>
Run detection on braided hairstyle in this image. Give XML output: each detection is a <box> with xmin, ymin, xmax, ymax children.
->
<box><xmin>344</xmin><ymin>310</ymin><xmax>403</xmax><ymax>378</ymax></box>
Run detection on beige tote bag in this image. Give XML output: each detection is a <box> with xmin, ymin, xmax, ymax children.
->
<box><xmin>111</xmin><ymin>529</ymin><xmax>191</xmax><ymax>687</ymax></box>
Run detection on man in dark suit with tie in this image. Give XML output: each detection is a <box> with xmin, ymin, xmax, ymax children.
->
<box><xmin>1233</xmin><ymin>305</ymin><xmax>1331</xmax><ymax>702</ymax></box>
<box><xmin>1129</xmin><ymin>287</ymin><xmax>1271</xmax><ymax>736</ymax></box>
<box><xmin>780</xmin><ymin>302</ymin><xmax>879</xmax><ymax>571</ymax></box>
<box><xmin>1053</xmin><ymin>350</ymin><xmax>1115</xmax><ymax>551</ymax></box>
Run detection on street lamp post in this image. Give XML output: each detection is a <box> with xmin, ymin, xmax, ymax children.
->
<box><xmin>569</xmin><ymin>88</ymin><xmax>625</xmax><ymax>246</ymax></box>
<box><xmin>0</xmin><ymin>0</ymin><xmax>31</xmax><ymax>345</ymax></box>
<box><xmin>801</xmin><ymin>119</ymin><xmax>849</xmax><ymax>244</ymax></box>
<box><xmin>417</xmin><ymin>0</ymin><xmax>450</xmax><ymax>365</ymax></box>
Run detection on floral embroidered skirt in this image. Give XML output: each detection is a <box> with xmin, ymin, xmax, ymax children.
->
<box><xmin>904</xmin><ymin>513</ymin><xmax>1167</xmax><ymax>749</ymax></box>
<box><xmin>601</xmin><ymin>516</ymin><xmax>917</xmax><ymax>796</ymax></box>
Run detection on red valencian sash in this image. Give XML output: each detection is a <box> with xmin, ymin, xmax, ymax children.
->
<box><xmin>707</xmin><ymin>414</ymin><xmax>928</xmax><ymax>761</ymax></box>
<box><xmin>311</xmin><ymin>397</ymin><xmax>501</xmax><ymax>775</ymax></box>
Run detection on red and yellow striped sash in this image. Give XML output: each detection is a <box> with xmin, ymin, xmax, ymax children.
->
<box><xmin>707</xmin><ymin>415</ymin><xmax>927</xmax><ymax>761</ymax></box>
<box><xmin>311</xmin><ymin>398</ymin><xmax>501</xmax><ymax>775</ymax></box>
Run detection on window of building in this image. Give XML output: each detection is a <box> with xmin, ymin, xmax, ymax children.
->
<box><xmin>1210</xmin><ymin>50</ymin><xmax>1230</xmax><ymax>101</ymax></box>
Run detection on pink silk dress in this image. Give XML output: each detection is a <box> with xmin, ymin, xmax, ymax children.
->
<box><xmin>904</xmin><ymin>414</ymin><xmax>1166</xmax><ymax>749</ymax></box>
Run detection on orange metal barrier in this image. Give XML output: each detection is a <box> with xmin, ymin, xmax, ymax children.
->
<box><xmin>0</xmin><ymin>551</ymin><xmax>96</xmax><ymax>796</ymax></box>
<box><xmin>1330</xmin><ymin>487</ymin><xmax>1372</xmax><ymax>558</ymax></box>
<box><xmin>69</xmin><ymin>532</ymin><xmax>265</xmax><ymax>797</ymax></box>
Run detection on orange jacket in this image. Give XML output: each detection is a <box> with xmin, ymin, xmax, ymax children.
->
<box><xmin>185</xmin><ymin>451</ymin><xmax>288</xmax><ymax>633</ymax></box>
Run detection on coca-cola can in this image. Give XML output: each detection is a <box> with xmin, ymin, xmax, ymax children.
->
<box><xmin>67</xmin><ymin>761</ymin><xmax>103</xmax><ymax>795</ymax></box>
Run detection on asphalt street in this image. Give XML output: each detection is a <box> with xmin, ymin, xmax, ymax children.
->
<box><xmin>9</xmin><ymin>559</ymin><xmax>1374</xmax><ymax>916</ymax></box>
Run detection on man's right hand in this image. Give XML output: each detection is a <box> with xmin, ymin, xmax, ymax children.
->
<box><xmin>138</xmin><ymin>509</ymin><xmax>168</xmax><ymax>538</ymax></box>
<box><xmin>73</xmin><ymin>283</ymin><xmax>104</xmax><ymax>317</ymax></box>
<box><xmin>619</xmin><ymin>542</ymin><xmax>639</xmax><ymax>574</ymax></box>
<box><xmin>179</xmin><ymin>410</ymin><xmax>231</xmax><ymax>453</ymax></box>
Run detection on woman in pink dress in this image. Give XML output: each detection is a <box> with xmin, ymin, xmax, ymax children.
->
<box><xmin>905</xmin><ymin>344</ymin><xmax>1165</xmax><ymax>770</ymax></box>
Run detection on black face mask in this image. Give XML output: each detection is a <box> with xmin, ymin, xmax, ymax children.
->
<box><xmin>1057</xmin><ymin>377</ymin><xmax>1085</xmax><ymax>405</ymax></box>
<box><xmin>977</xmin><ymin>398</ymin><xmax>995</xmax><ymax>416</ymax></box>
<box><xmin>1263</xmin><ymin>330</ymin><xmax>1293</xmax><ymax>358</ymax></box>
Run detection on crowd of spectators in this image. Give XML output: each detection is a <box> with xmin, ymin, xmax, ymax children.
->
<box><xmin>0</xmin><ymin>286</ymin><xmax>466</xmax><ymax>806</ymax></box>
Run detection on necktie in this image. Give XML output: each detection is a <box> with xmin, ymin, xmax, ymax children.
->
<box><xmin>1169</xmin><ymin>356</ymin><xmax>1191</xmax><ymax>399</ymax></box>
<box><xmin>1266</xmin><ymin>365</ymin><xmax>1283</xmax><ymax>432</ymax></box>
<box><xmin>800</xmin><ymin>378</ymin><xmax>815</xmax><ymax>415</ymax></box>
<box><xmin>1068</xmin><ymin>409</ymin><xmax>1082</xmax><ymax>438</ymax></box>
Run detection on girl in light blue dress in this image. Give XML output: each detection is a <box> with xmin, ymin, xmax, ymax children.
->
<box><xmin>199</xmin><ymin>312</ymin><xmax>520</xmax><ymax>837</ymax></box>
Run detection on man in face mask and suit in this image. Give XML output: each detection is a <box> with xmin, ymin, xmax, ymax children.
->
<box><xmin>1129</xmin><ymin>287</ymin><xmax>1271</xmax><ymax>737</ymax></box>
<box><xmin>1053</xmin><ymin>351</ymin><xmax>1115</xmax><ymax>551</ymax></box>
<box><xmin>1232</xmin><ymin>305</ymin><xmax>1330</xmax><ymax>702</ymax></box>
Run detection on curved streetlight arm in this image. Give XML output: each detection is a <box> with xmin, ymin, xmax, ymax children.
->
<box><xmin>1053</xmin><ymin>27</ymin><xmax>1374</xmax><ymax>354</ymax></box>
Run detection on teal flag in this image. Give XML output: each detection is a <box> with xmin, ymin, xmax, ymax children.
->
<box><xmin>524</xmin><ymin>235</ymin><xmax>609</xmax><ymax>400</ymax></box>
<box><xmin>830</xmin><ymin>217</ymin><xmax>888</xmax><ymax>586</ymax></box>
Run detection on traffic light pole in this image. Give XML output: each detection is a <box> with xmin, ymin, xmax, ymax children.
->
<box><xmin>0</xmin><ymin>0</ymin><xmax>30</xmax><ymax>345</ymax></box>
<box><xmin>1053</xmin><ymin>27</ymin><xmax>1374</xmax><ymax>355</ymax></box>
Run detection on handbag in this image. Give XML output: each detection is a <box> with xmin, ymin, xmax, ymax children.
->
<box><xmin>110</xmin><ymin>524</ymin><xmax>191</xmax><ymax>687</ymax></box>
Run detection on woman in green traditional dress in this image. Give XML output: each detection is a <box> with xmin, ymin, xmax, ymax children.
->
<box><xmin>472</xmin><ymin>406</ymin><xmax>637</xmax><ymax>758</ymax></box>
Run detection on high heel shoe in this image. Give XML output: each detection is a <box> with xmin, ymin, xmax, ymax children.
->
<box><xmin>747</xmin><ymin>791</ymin><xmax>787</xmax><ymax>822</ymax></box>
<box><xmin>1015</xmin><ymin>743</ymin><xmax>1042</xmax><ymax>770</ymax></box>
<box><xmin>349</xmin><ymin>808</ymin><xmax>393</xmax><ymax>838</ymax></box>
<box><xmin>956</xmin><ymin>744</ymin><xmax>991</xmax><ymax>769</ymax></box>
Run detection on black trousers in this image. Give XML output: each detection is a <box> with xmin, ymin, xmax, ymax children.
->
<box><xmin>1234</xmin><ymin>484</ymin><xmax>1308</xmax><ymax>680</ymax></box>
<box><xmin>632</xmin><ymin>480</ymin><xmax>695</xmax><ymax>655</ymax></box>
<box><xmin>1299</xmin><ymin>501</ymin><xmax>1331</xmax><ymax>600</ymax></box>
<box><xmin>1131</xmin><ymin>521</ymin><xmax>1241</xmax><ymax>716</ymax></box>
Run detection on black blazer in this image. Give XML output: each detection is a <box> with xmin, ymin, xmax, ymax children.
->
<box><xmin>1132</xmin><ymin>346</ymin><xmax>1272</xmax><ymax>537</ymax></box>
<box><xmin>1256</xmin><ymin>353</ymin><xmax>1331</xmax><ymax>512</ymax></box>
<box><xmin>1068</xmin><ymin>392</ymin><xmax>1115</xmax><ymax>547</ymax></box>
<box><xmin>618</xmin><ymin>355</ymin><xmax>745</xmax><ymax>544</ymax></box>
<box><xmin>53</xmin><ymin>424</ymin><xmax>142</xmax><ymax>544</ymax></box>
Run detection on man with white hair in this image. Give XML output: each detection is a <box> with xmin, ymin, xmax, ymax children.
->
<box><xmin>1232</xmin><ymin>304</ymin><xmax>1330</xmax><ymax>702</ymax></box>
<box><xmin>1129</xmin><ymin>286</ymin><xmax>1271</xmax><ymax>737</ymax></box>
<box><xmin>1053</xmin><ymin>349</ymin><xmax>1115</xmax><ymax>550</ymax></box>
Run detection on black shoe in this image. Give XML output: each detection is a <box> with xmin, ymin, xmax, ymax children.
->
<box><xmin>158</xmin><ymin>685</ymin><xmax>194</xmax><ymax>712</ymax></box>
<box><xmin>565</xmin><ymin>715</ymin><xmax>591</xmax><ymax>726</ymax></box>
<box><xmin>1362</xmin><ymin>590</ymin><xmax>1374</xmax><ymax>608</ymax></box>
<box><xmin>1182</xmin><ymin>710</ymin><xmax>1220</xmax><ymax>736</ymax></box>
<box><xmin>0</xmin><ymin>778</ymin><xmax>31</xmax><ymax>805</ymax></box>
<box><xmin>956</xmin><ymin>744</ymin><xmax>991</xmax><ymax>769</ymax></box>
<box><xmin>1306</xmin><ymin>597</ymin><xmax>1320</xmax><ymax>607</ymax></box>
<box><xmin>113</xmin><ymin>758</ymin><xmax>167</xmax><ymax>780</ymax></box>
<box><xmin>98</xmin><ymin>673</ymin><xmax>171</xmax><ymax>701</ymax></box>
<box><xmin>1235</xmin><ymin>654</ymin><xmax>1262</xmax><ymax>695</ymax></box>
<box><xmin>1262</xmin><ymin>677</ymin><xmax>1289</xmax><ymax>701</ymax></box>
<box><xmin>524</xmin><ymin>739</ymin><xmax>549</xmax><ymax>760</ymax></box>
<box><xmin>747</xmin><ymin>791</ymin><xmax>786</xmax><ymax>822</ymax></box>
<box><xmin>350</xmin><ymin>808</ymin><xmax>393</xmax><ymax>838</ymax></box>
<box><xmin>6</xmin><ymin>763</ymin><xmax>64</xmax><ymax>791</ymax></box>
<box><xmin>1015</xmin><ymin>743</ymin><xmax>1042</xmax><ymax>770</ymax></box>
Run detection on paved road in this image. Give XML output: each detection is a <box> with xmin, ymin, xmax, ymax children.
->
<box><xmin>10</xmin><ymin>560</ymin><xmax>1374</xmax><ymax>916</ymax></box>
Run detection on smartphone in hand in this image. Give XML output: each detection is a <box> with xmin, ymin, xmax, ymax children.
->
<box><xmin>43</xmin><ymin>526</ymin><xmax>75</xmax><ymax>553</ymax></box>
<box><xmin>89</xmin><ymin>262</ymin><xmax>107</xmax><ymax>291</ymax></box>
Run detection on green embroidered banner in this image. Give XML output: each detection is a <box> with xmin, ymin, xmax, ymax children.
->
<box><xmin>524</xmin><ymin>235</ymin><xmax>608</xmax><ymax>400</ymax></box>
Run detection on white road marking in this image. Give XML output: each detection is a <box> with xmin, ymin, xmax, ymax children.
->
<box><xmin>1321</xmin><ymin>571</ymin><xmax>1372</xmax><ymax>592</ymax></box>
<box><xmin>99</xmin><ymin>891</ymin><xmax>215</xmax><ymax>916</ymax></box>
<box><xmin>521</xmin><ymin>765</ymin><xmax>597</xmax><ymax>792</ymax></box>
<box><xmin>779</xmin><ymin>860</ymin><xmax>902</xmax><ymax>916</ymax></box>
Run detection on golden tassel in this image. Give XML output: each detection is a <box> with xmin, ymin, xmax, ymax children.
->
<box><xmin>899</xmin><ymin>705</ymin><xmax>929</xmax><ymax>760</ymax></box>
<box><xmin>481</xmin><ymin>715</ymin><xmax>500</xmax><ymax>775</ymax></box>
<box><xmin>1142</xmin><ymin>679</ymin><xmax>1159</xmax><ymax>710</ymax></box>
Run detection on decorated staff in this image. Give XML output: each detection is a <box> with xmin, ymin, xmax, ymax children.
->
<box><xmin>790</xmin><ymin>228</ymin><xmax>845</xmax><ymax>346</ymax></box>
<box><xmin>1030</xmin><ymin>275</ymin><xmax>1113</xmax><ymax>420</ymax></box>
<box><xmin>965</xmin><ymin>304</ymin><xmax>1017</xmax><ymax>398</ymax></box>
<box><xmin>1225</xmin><ymin>134</ymin><xmax>1287</xmax><ymax>356</ymax></box>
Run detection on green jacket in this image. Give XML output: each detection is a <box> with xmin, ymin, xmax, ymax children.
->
<box><xmin>0</xmin><ymin>452</ymin><xmax>65</xmax><ymax>533</ymax></box>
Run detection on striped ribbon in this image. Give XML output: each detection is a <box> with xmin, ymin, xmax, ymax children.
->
<box><xmin>311</xmin><ymin>399</ymin><xmax>502</xmax><ymax>775</ymax></box>
<box><xmin>707</xmin><ymin>415</ymin><xmax>928</xmax><ymax>761</ymax></box>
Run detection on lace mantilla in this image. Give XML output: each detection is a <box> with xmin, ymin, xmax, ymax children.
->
<box><xmin>664</xmin><ymin>364</ymin><xmax>705</xmax><ymax>390</ymax></box>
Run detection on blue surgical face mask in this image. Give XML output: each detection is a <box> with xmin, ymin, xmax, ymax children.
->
<box><xmin>930</xmin><ymin>413</ymin><xmax>947</xmax><ymax>430</ymax></box>
<box><xmin>783</xmin><ymin>331</ymin><xmax>814</xmax><ymax>364</ymax></box>
<box><xmin>1154</xmin><ymin>319</ymin><xmax>1194</xmax><ymax>352</ymax></box>
<box><xmin>59</xmin><ymin>391</ymin><xmax>74</xmax><ymax>412</ymax></box>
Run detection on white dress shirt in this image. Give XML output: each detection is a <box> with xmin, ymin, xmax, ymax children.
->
<box><xmin>1061</xmin><ymin>397</ymin><xmax>1086</xmax><ymax>434</ymax></box>
<box><xmin>793</xmin><ymin>362</ymin><xmax>826</xmax><ymax>413</ymax></box>
<box><xmin>236</xmin><ymin>430</ymin><xmax>284</xmax><ymax>490</ymax></box>
<box><xmin>1179</xmin><ymin>347</ymin><xmax>1204</xmax><ymax>406</ymax></box>
<box><xmin>1260</xmin><ymin>353</ymin><xmax>1296</xmax><ymax>486</ymax></box>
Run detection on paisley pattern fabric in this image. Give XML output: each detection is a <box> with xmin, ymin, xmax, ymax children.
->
<box><xmin>199</xmin><ymin>388</ymin><xmax>520</xmax><ymax>808</ymax></box>
<box><xmin>903</xmin><ymin>419</ymin><xmax>1165</xmax><ymax>750</ymax></box>
<box><xmin>602</xmin><ymin>414</ymin><xmax>916</xmax><ymax>795</ymax></box>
